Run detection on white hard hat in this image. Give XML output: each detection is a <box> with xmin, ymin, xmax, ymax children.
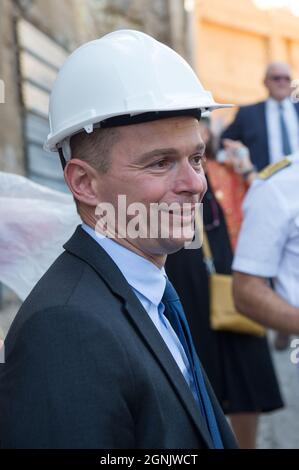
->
<box><xmin>45</xmin><ymin>29</ymin><xmax>232</xmax><ymax>156</ymax></box>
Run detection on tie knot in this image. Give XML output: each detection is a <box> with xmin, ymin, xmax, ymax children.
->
<box><xmin>278</xmin><ymin>102</ymin><xmax>284</xmax><ymax>111</ymax></box>
<box><xmin>163</xmin><ymin>279</ymin><xmax>180</xmax><ymax>303</ymax></box>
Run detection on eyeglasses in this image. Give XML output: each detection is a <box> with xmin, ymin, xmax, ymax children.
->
<box><xmin>268</xmin><ymin>75</ymin><xmax>291</xmax><ymax>82</ymax></box>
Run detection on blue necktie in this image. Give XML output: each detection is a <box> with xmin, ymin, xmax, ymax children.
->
<box><xmin>162</xmin><ymin>279</ymin><xmax>223</xmax><ymax>449</ymax></box>
<box><xmin>278</xmin><ymin>102</ymin><xmax>292</xmax><ymax>156</ymax></box>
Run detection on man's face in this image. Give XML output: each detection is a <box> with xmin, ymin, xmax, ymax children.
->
<box><xmin>93</xmin><ymin>116</ymin><xmax>207</xmax><ymax>259</ymax></box>
<box><xmin>264</xmin><ymin>63</ymin><xmax>292</xmax><ymax>101</ymax></box>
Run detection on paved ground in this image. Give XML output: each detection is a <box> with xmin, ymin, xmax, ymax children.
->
<box><xmin>0</xmin><ymin>300</ymin><xmax>298</xmax><ymax>449</ymax></box>
<box><xmin>257</xmin><ymin>332</ymin><xmax>299</xmax><ymax>449</ymax></box>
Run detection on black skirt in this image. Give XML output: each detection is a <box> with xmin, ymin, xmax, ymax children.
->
<box><xmin>165</xmin><ymin>184</ymin><xmax>283</xmax><ymax>414</ymax></box>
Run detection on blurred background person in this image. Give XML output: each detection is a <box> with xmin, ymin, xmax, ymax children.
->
<box><xmin>166</xmin><ymin>119</ymin><xmax>283</xmax><ymax>449</ymax></box>
<box><xmin>221</xmin><ymin>60</ymin><xmax>299</xmax><ymax>351</ymax></box>
<box><xmin>221</xmin><ymin>61</ymin><xmax>299</xmax><ymax>170</ymax></box>
<box><xmin>207</xmin><ymin>137</ymin><xmax>257</xmax><ymax>251</ymax></box>
<box><xmin>233</xmin><ymin>153</ymin><xmax>299</xmax><ymax>349</ymax></box>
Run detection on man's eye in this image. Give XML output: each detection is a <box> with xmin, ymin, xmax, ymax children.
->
<box><xmin>191</xmin><ymin>155</ymin><xmax>203</xmax><ymax>165</ymax></box>
<box><xmin>153</xmin><ymin>159</ymin><xmax>169</xmax><ymax>168</ymax></box>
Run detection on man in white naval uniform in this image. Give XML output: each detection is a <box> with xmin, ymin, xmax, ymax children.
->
<box><xmin>232</xmin><ymin>154</ymin><xmax>299</xmax><ymax>341</ymax></box>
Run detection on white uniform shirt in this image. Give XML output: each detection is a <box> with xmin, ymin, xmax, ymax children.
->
<box><xmin>233</xmin><ymin>154</ymin><xmax>299</xmax><ymax>307</ymax></box>
<box><xmin>266</xmin><ymin>97</ymin><xmax>299</xmax><ymax>163</ymax></box>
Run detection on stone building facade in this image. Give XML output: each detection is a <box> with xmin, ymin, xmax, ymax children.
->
<box><xmin>194</xmin><ymin>0</ymin><xmax>299</xmax><ymax>127</ymax></box>
<box><xmin>0</xmin><ymin>0</ymin><xmax>189</xmax><ymax>179</ymax></box>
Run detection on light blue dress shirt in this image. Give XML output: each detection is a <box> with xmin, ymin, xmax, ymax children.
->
<box><xmin>81</xmin><ymin>223</ymin><xmax>198</xmax><ymax>399</ymax></box>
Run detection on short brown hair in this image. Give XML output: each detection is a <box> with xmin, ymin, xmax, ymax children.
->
<box><xmin>70</xmin><ymin>126</ymin><xmax>120</xmax><ymax>172</ymax></box>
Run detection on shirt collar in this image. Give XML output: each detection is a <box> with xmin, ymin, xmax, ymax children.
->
<box><xmin>81</xmin><ymin>223</ymin><xmax>166</xmax><ymax>307</ymax></box>
<box><xmin>267</xmin><ymin>96</ymin><xmax>291</xmax><ymax>109</ymax></box>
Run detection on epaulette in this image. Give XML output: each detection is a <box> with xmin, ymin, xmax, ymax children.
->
<box><xmin>258</xmin><ymin>157</ymin><xmax>292</xmax><ymax>180</ymax></box>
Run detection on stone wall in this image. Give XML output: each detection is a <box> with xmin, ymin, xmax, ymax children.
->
<box><xmin>0</xmin><ymin>0</ymin><xmax>189</xmax><ymax>304</ymax></box>
<box><xmin>0</xmin><ymin>0</ymin><xmax>24</xmax><ymax>174</ymax></box>
<box><xmin>0</xmin><ymin>0</ymin><xmax>187</xmax><ymax>175</ymax></box>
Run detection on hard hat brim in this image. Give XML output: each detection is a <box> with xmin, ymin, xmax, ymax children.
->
<box><xmin>44</xmin><ymin>102</ymin><xmax>233</xmax><ymax>152</ymax></box>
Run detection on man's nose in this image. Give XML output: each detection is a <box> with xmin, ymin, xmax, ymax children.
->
<box><xmin>175</xmin><ymin>162</ymin><xmax>207</xmax><ymax>196</ymax></box>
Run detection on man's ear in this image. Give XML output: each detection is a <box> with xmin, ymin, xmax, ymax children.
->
<box><xmin>64</xmin><ymin>159</ymin><xmax>99</xmax><ymax>207</ymax></box>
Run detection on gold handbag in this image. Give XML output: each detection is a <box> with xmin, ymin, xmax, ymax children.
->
<box><xmin>200</xmin><ymin>220</ymin><xmax>266</xmax><ymax>337</ymax></box>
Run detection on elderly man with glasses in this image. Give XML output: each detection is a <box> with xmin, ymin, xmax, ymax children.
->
<box><xmin>221</xmin><ymin>61</ymin><xmax>299</xmax><ymax>351</ymax></box>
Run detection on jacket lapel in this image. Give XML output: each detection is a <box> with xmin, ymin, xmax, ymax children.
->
<box><xmin>64</xmin><ymin>226</ymin><xmax>214</xmax><ymax>448</ymax></box>
<box><xmin>258</xmin><ymin>101</ymin><xmax>270</xmax><ymax>169</ymax></box>
<box><xmin>294</xmin><ymin>102</ymin><xmax>299</xmax><ymax>122</ymax></box>
<box><xmin>124</xmin><ymin>293</ymin><xmax>214</xmax><ymax>448</ymax></box>
<box><xmin>201</xmin><ymin>368</ymin><xmax>238</xmax><ymax>448</ymax></box>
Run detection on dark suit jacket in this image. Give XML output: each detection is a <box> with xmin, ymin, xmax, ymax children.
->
<box><xmin>0</xmin><ymin>227</ymin><xmax>238</xmax><ymax>449</ymax></box>
<box><xmin>221</xmin><ymin>100</ymin><xmax>299</xmax><ymax>170</ymax></box>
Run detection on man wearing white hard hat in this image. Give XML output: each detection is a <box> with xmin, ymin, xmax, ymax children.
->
<box><xmin>0</xmin><ymin>30</ymin><xmax>237</xmax><ymax>449</ymax></box>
